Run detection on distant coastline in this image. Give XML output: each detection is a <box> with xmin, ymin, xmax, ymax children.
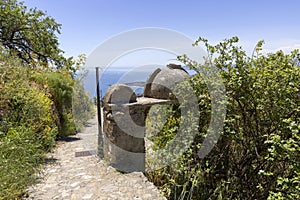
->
<box><xmin>124</xmin><ymin>81</ymin><xmax>145</xmax><ymax>87</ymax></box>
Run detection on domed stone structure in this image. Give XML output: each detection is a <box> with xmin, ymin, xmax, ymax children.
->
<box><xmin>100</xmin><ymin>64</ymin><xmax>190</xmax><ymax>172</ymax></box>
<box><xmin>144</xmin><ymin>64</ymin><xmax>189</xmax><ymax>99</ymax></box>
<box><xmin>103</xmin><ymin>84</ymin><xmax>137</xmax><ymax>104</ymax></box>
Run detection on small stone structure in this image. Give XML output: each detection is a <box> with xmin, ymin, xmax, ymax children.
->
<box><xmin>144</xmin><ymin>64</ymin><xmax>189</xmax><ymax>99</ymax></box>
<box><xmin>101</xmin><ymin>64</ymin><xmax>189</xmax><ymax>172</ymax></box>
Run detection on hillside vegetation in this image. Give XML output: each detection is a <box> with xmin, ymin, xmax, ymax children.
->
<box><xmin>0</xmin><ymin>1</ymin><xmax>93</xmax><ymax>199</ymax></box>
<box><xmin>146</xmin><ymin>37</ymin><xmax>300</xmax><ymax>199</ymax></box>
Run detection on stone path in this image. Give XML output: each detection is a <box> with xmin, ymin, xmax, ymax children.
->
<box><xmin>25</xmin><ymin>116</ymin><xmax>166</xmax><ymax>200</ymax></box>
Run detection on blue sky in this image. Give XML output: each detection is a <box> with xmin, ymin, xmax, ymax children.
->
<box><xmin>23</xmin><ymin>0</ymin><xmax>300</xmax><ymax>62</ymax></box>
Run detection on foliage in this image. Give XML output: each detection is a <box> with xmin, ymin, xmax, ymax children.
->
<box><xmin>0</xmin><ymin>54</ymin><xmax>58</xmax><ymax>150</ymax></box>
<box><xmin>146</xmin><ymin>37</ymin><xmax>300</xmax><ymax>199</ymax></box>
<box><xmin>0</xmin><ymin>53</ymin><xmax>57</xmax><ymax>199</ymax></box>
<box><xmin>32</xmin><ymin>71</ymin><xmax>76</xmax><ymax>137</ymax></box>
<box><xmin>31</xmin><ymin>54</ymin><xmax>94</xmax><ymax>136</ymax></box>
<box><xmin>0</xmin><ymin>126</ymin><xmax>45</xmax><ymax>199</ymax></box>
<box><xmin>0</xmin><ymin>2</ymin><xmax>93</xmax><ymax>198</ymax></box>
<box><xmin>0</xmin><ymin>50</ymin><xmax>93</xmax><ymax>199</ymax></box>
<box><xmin>147</xmin><ymin>104</ymin><xmax>181</xmax><ymax>149</ymax></box>
<box><xmin>0</xmin><ymin>0</ymin><xmax>69</xmax><ymax>67</ymax></box>
<box><xmin>72</xmin><ymin>70</ymin><xmax>95</xmax><ymax>132</ymax></box>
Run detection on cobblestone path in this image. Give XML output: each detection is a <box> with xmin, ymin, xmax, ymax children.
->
<box><xmin>25</xmin><ymin>116</ymin><xmax>166</xmax><ymax>200</ymax></box>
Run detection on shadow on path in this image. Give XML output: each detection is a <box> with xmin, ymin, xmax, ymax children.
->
<box><xmin>57</xmin><ymin>136</ymin><xmax>81</xmax><ymax>143</ymax></box>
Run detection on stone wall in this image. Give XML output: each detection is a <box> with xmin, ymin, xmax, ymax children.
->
<box><xmin>102</xmin><ymin>98</ymin><xmax>173</xmax><ymax>172</ymax></box>
<box><xmin>100</xmin><ymin>65</ymin><xmax>188</xmax><ymax>172</ymax></box>
<box><xmin>103</xmin><ymin>103</ymin><xmax>146</xmax><ymax>172</ymax></box>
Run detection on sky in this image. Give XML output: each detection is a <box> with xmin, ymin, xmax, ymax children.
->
<box><xmin>22</xmin><ymin>0</ymin><xmax>300</xmax><ymax>67</ymax></box>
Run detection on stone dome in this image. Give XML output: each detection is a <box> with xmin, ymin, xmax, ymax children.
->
<box><xmin>144</xmin><ymin>64</ymin><xmax>189</xmax><ymax>99</ymax></box>
<box><xmin>104</xmin><ymin>84</ymin><xmax>137</xmax><ymax>104</ymax></box>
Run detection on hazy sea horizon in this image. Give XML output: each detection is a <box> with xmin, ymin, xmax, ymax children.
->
<box><xmin>83</xmin><ymin>66</ymin><xmax>195</xmax><ymax>98</ymax></box>
<box><xmin>83</xmin><ymin>67</ymin><xmax>153</xmax><ymax>98</ymax></box>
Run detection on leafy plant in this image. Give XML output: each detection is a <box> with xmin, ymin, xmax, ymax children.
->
<box><xmin>72</xmin><ymin>74</ymin><xmax>95</xmax><ymax>132</ymax></box>
<box><xmin>0</xmin><ymin>53</ymin><xmax>58</xmax><ymax>199</ymax></box>
<box><xmin>32</xmin><ymin>71</ymin><xmax>77</xmax><ymax>137</ymax></box>
<box><xmin>0</xmin><ymin>50</ymin><xmax>93</xmax><ymax>199</ymax></box>
<box><xmin>146</xmin><ymin>37</ymin><xmax>300</xmax><ymax>199</ymax></box>
<box><xmin>0</xmin><ymin>2</ymin><xmax>93</xmax><ymax>199</ymax></box>
<box><xmin>0</xmin><ymin>0</ymin><xmax>68</xmax><ymax>67</ymax></box>
<box><xmin>0</xmin><ymin>126</ymin><xmax>45</xmax><ymax>199</ymax></box>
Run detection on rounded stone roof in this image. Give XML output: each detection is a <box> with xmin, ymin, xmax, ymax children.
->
<box><xmin>144</xmin><ymin>64</ymin><xmax>189</xmax><ymax>99</ymax></box>
<box><xmin>103</xmin><ymin>84</ymin><xmax>137</xmax><ymax>104</ymax></box>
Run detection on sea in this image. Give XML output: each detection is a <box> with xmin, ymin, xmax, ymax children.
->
<box><xmin>83</xmin><ymin>67</ymin><xmax>154</xmax><ymax>98</ymax></box>
<box><xmin>82</xmin><ymin>66</ymin><xmax>195</xmax><ymax>99</ymax></box>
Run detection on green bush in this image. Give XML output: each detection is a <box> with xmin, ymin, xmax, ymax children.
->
<box><xmin>0</xmin><ymin>51</ymin><xmax>93</xmax><ymax>199</ymax></box>
<box><xmin>147</xmin><ymin>104</ymin><xmax>181</xmax><ymax>149</ymax></box>
<box><xmin>70</xmin><ymin>55</ymin><xmax>95</xmax><ymax>132</ymax></box>
<box><xmin>32</xmin><ymin>71</ymin><xmax>77</xmax><ymax>137</ymax></box>
<box><xmin>0</xmin><ymin>126</ymin><xmax>45</xmax><ymax>199</ymax></box>
<box><xmin>0</xmin><ymin>1</ymin><xmax>93</xmax><ymax>198</ymax></box>
<box><xmin>146</xmin><ymin>37</ymin><xmax>300</xmax><ymax>199</ymax></box>
<box><xmin>32</xmin><ymin>67</ymin><xmax>95</xmax><ymax>136</ymax></box>
<box><xmin>0</xmin><ymin>58</ymin><xmax>58</xmax><ymax>151</ymax></box>
<box><xmin>0</xmin><ymin>54</ymin><xmax>58</xmax><ymax>198</ymax></box>
<box><xmin>72</xmin><ymin>78</ymin><xmax>95</xmax><ymax>132</ymax></box>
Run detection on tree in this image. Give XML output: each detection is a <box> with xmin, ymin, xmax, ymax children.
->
<box><xmin>0</xmin><ymin>0</ymin><xmax>67</xmax><ymax>67</ymax></box>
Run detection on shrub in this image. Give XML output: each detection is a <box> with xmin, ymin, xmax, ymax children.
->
<box><xmin>0</xmin><ymin>52</ymin><xmax>94</xmax><ymax>199</ymax></box>
<box><xmin>0</xmin><ymin>57</ymin><xmax>58</xmax><ymax>151</ymax></box>
<box><xmin>0</xmin><ymin>54</ymin><xmax>58</xmax><ymax>198</ymax></box>
<box><xmin>0</xmin><ymin>126</ymin><xmax>45</xmax><ymax>199</ymax></box>
<box><xmin>72</xmin><ymin>78</ymin><xmax>95</xmax><ymax>132</ymax></box>
<box><xmin>146</xmin><ymin>37</ymin><xmax>300</xmax><ymax>199</ymax></box>
<box><xmin>32</xmin><ymin>71</ymin><xmax>77</xmax><ymax>137</ymax></box>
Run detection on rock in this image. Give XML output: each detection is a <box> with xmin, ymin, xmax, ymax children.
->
<box><xmin>82</xmin><ymin>193</ymin><xmax>93</xmax><ymax>199</ymax></box>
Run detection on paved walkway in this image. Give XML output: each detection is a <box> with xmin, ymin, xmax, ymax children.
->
<box><xmin>25</xmin><ymin>116</ymin><xmax>165</xmax><ymax>200</ymax></box>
